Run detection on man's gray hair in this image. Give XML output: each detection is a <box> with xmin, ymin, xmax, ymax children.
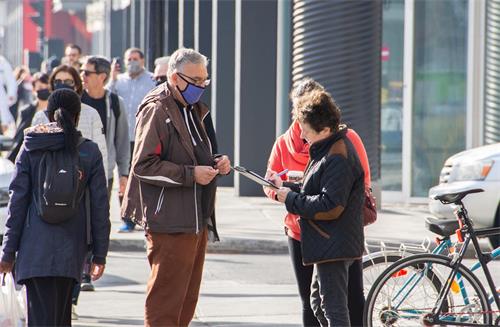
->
<box><xmin>167</xmin><ymin>48</ymin><xmax>208</xmax><ymax>77</ymax></box>
<box><xmin>154</xmin><ymin>56</ymin><xmax>170</xmax><ymax>66</ymax></box>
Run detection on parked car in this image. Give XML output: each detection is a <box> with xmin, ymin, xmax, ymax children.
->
<box><xmin>0</xmin><ymin>157</ymin><xmax>14</xmax><ymax>239</ymax></box>
<box><xmin>428</xmin><ymin>143</ymin><xmax>500</xmax><ymax>248</ymax></box>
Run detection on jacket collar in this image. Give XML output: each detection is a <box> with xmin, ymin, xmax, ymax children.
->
<box><xmin>309</xmin><ymin>127</ymin><xmax>347</xmax><ymax>160</ymax></box>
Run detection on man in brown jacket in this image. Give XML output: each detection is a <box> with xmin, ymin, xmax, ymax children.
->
<box><xmin>121</xmin><ymin>48</ymin><xmax>231</xmax><ymax>326</ymax></box>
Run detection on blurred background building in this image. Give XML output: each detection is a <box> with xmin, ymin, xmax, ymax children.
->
<box><xmin>0</xmin><ymin>0</ymin><xmax>495</xmax><ymax>204</ymax></box>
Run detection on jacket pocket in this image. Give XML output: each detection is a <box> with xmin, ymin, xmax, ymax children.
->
<box><xmin>308</xmin><ymin>220</ymin><xmax>330</xmax><ymax>239</ymax></box>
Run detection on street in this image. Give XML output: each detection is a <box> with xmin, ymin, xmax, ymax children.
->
<box><xmin>74</xmin><ymin>252</ymin><xmax>301</xmax><ymax>327</ymax></box>
<box><xmin>73</xmin><ymin>250</ymin><xmax>500</xmax><ymax>327</ymax></box>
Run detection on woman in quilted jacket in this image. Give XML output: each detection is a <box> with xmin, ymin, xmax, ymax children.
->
<box><xmin>267</xmin><ymin>88</ymin><xmax>365</xmax><ymax>326</ymax></box>
<box><xmin>264</xmin><ymin>79</ymin><xmax>370</xmax><ymax>326</ymax></box>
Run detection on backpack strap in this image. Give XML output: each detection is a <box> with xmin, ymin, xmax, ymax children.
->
<box><xmin>110</xmin><ymin>92</ymin><xmax>120</xmax><ymax>146</ymax></box>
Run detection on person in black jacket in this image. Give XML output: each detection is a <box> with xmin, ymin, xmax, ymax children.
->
<box><xmin>0</xmin><ymin>89</ymin><xmax>110</xmax><ymax>326</ymax></box>
<box><xmin>8</xmin><ymin>72</ymin><xmax>50</xmax><ymax>162</ymax></box>
<box><xmin>268</xmin><ymin>89</ymin><xmax>365</xmax><ymax>326</ymax></box>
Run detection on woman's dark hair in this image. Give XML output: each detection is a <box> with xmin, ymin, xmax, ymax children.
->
<box><xmin>293</xmin><ymin>89</ymin><xmax>341</xmax><ymax>133</ymax></box>
<box><xmin>48</xmin><ymin>64</ymin><xmax>83</xmax><ymax>95</ymax></box>
<box><xmin>47</xmin><ymin>89</ymin><xmax>81</xmax><ymax>153</ymax></box>
<box><xmin>31</xmin><ymin>72</ymin><xmax>49</xmax><ymax>87</ymax></box>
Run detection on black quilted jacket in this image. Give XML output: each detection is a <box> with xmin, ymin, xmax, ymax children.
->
<box><xmin>284</xmin><ymin>128</ymin><xmax>365</xmax><ymax>265</ymax></box>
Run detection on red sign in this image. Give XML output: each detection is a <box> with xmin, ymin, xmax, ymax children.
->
<box><xmin>381</xmin><ymin>46</ymin><xmax>390</xmax><ymax>62</ymax></box>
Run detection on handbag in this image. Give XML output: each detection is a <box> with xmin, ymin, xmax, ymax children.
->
<box><xmin>363</xmin><ymin>187</ymin><xmax>377</xmax><ymax>226</ymax></box>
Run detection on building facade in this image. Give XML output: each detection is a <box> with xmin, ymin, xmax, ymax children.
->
<box><xmin>1</xmin><ymin>0</ymin><xmax>496</xmax><ymax>202</ymax></box>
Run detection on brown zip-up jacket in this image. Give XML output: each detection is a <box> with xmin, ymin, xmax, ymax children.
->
<box><xmin>121</xmin><ymin>83</ymin><xmax>218</xmax><ymax>238</ymax></box>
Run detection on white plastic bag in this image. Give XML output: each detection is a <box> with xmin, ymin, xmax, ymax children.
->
<box><xmin>0</xmin><ymin>273</ymin><xmax>24</xmax><ymax>327</ymax></box>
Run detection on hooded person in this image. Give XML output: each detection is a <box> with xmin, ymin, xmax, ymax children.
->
<box><xmin>0</xmin><ymin>89</ymin><xmax>110</xmax><ymax>326</ymax></box>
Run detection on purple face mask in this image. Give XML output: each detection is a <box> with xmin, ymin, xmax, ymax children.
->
<box><xmin>176</xmin><ymin>74</ymin><xmax>206</xmax><ymax>105</ymax></box>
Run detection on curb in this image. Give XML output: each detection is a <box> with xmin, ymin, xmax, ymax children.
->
<box><xmin>109</xmin><ymin>237</ymin><xmax>289</xmax><ymax>254</ymax></box>
<box><xmin>110</xmin><ymin>236</ymin><xmax>491</xmax><ymax>259</ymax></box>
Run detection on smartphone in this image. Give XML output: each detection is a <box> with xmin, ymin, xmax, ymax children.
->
<box><xmin>112</xmin><ymin>57</ymin><xmax>122</xmax><ymax>72</ymax></box>
<box><xmin>213</xmin><ymin>154</ymin><xmax>223</xmax><ymax>169</ymax></box>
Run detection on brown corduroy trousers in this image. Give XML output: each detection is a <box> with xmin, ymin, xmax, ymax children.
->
<box><xmin>144</xmin><ymin>228</ymin><xmax>208</xmax><ymax>327</ymax></box>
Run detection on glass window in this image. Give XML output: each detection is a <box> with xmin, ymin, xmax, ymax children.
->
<box><xmin>412</xmin><ymin>0</ymin><xmax>468</xmax><ymax>196</ymax></box>
<box><xmin>381</xmin><ymin>0</ymin><xmax>405</xmax><ymax>191</ymax></box>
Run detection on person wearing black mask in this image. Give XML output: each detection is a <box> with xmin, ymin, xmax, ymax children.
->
<box><xmin>153</xmin><ymin>56</ymin><xmax>170</xmax><ymax>86</ymax></box>
<box><xmin>8</xmin><ymin>72</ymin><xmax>50</xmax><ymax>162</ymax></box>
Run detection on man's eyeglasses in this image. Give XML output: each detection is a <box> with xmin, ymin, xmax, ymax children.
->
<box><xmin>81</xmin><ymin>70</ymin><xmax>99</xmax><ymax>77</ymax></box>
<box><xmin>54</xmin><ymin>79</ymin><xmax>75</xmax><ymax>87</ymax></box>
<box><xmin>177</xmin><ymin>72</ymin><xmax>210</xmax><ymax>87</ymax></box>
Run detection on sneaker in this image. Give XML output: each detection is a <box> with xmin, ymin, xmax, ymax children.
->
<box><xmin>80</xmin><ymin>281</ymin><xmax>95</xmax><ymax>292</ymax></box>
<box><xmin>117</xmin><ymin>223</ymin><xmax>135</xmax><ymax>233</ymax></box>
<box><xmin>80</xmin><ymin>274</ymin><xmax>95</xmax><ymax>292</ymax></box>
<box><xmin>71</xmin><ymin>304</ymin><xmax>78</xmax><ymax>320</ymax></box>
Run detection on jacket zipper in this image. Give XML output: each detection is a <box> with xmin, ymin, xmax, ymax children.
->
<box><xmin>154</xmin><ymin>187</ymin><xmax>165</xmax><ymax>215</ymax></box>
<box><xmin>194</xmin><ymin>182</ymin><xmax>199</xmax><ymax>233</ymax></box>
<box><xmin>138</xmin><ymin>180</ymin><xmax>146</xmax><ymax>220</ymax></box>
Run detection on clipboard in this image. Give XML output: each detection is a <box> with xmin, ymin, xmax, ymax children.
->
<box><xmin>232</xmin><ymin>166</ymin><xmax>279</xmax><ymax>189</ymax></box>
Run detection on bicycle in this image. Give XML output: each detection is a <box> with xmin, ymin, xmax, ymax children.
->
<box><xmin>362</xmin><ymin>216</ymin><xmax>461</xmax><ymax>296</ymax></box>
<box><xmin>363</xmin><ymin>188</ymin><xmax>500</xmax><ymax>326</ymax></box>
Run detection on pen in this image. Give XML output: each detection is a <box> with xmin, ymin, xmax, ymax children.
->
<box><xmin>276</xmin><ymin>169</ymin><xmax>289</xmax><ymax>177</ymax></box>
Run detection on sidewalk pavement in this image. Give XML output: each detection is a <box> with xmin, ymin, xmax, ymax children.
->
<box><xmin>109</xmin><ymin>187</ymin><xmax>472</xmax><ymax>255</ymax></box>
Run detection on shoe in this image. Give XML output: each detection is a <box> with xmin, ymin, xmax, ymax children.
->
<box><xmin>80</xmin><ymin>281</ymin><xmax>95</xmax><ymax>292</ymax></box>
<box><xmin>71</xmin><ymin>304</ymin><xmax>78</xmax><ymax>320</ymax></box>
<box><xmin>80</xmin><ymin>274</ymin><xmax>95</xmax><ymax>292</ymax></box>
<box><xmin>117</xmin><ymin>223</ymin><xmax>135</xmax><ymax>233</ymax></box>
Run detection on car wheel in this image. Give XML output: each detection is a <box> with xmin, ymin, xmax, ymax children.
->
<box><xmin>489</xmin><ymin>206</ymin><xmax>500</xmax><ymax>249</ymax></box>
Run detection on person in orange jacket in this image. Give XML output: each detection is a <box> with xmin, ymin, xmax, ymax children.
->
<box><xmin>264</xmin><ymin>78</ymin><xmax>371</xmax><ymax>326</ymax></box>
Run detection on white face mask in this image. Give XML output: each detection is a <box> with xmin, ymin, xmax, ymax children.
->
<box><xmin>127</xmin><ymin>61</ymin><xmax>142</xmax><ymax>75</ymax></box>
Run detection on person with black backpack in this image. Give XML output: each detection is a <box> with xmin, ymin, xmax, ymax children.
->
<box><xmin>0</xmin><ymin>89</ymin><xmax>110</xmax><ymax>326</ymax></box>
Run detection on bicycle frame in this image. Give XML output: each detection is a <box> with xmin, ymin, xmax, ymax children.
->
<box><xmin>380</xmin><ymin>206</ymin><xmax>500</xmax><ymax>325</ymax></box>
<box><xmin>428</xmin><ymin>203</ymin><xmax>500</xmax><ymax>326</ymax></box>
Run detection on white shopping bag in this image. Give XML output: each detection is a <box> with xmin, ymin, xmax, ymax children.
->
<box><xmin>0</xmin><ymin>273</ymin><xmax>25</xmax><ymax>327</ymax></box>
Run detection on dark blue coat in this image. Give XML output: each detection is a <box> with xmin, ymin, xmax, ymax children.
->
<box><xmin>285</xmin><ymin>129</ymin><xmax>365</xmax><ymax>265</ymax></box>
<box><xmin>1</xmin><ymin>129</ymin><xmax>110</xmax><ymax>284</ymax></box>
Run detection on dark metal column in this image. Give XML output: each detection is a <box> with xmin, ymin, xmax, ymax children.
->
<box><xmin>181</xmin><ymin>0</ymin><xmax>195</xmax><ymax>48</ymax></box>
<box><xmin>234</xmin><ymin>0</ymin><xmax>278</xmax><ymax>196</ymax></box>
<box><xmin>212</xmin><ymin>0</ymin><xmax>235</xmax><ymax>187</ymax></box>
<box><xmin>196</xmin><ymin>0</ymin><xmax>212</xmax><ymax>115</ymax></box>
<box><xmin>166</xmin><ymin>0</ymin><xmax>179</xmax><ymax>54</ymax></box>
<box><xmin>292</xmin><ymin>0</ymin><xmax>382</xmax><ymax>180</ymax></box>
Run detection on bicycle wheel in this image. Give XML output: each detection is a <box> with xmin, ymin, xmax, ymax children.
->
<box><xmin>363</xmin><ymin>252</ymin><xmax>403</xmax><ymax>296</ymax></box>
<box><xmin>364</xmin><ymin>253</ymin><xmax>492</xmax><ymax>326</ymax></box>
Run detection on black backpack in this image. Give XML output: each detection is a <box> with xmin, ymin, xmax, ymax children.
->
<box><xmin>36</xmin><ymin>137</ymin><xmax>89</xmax><ymax>224</ymax></box>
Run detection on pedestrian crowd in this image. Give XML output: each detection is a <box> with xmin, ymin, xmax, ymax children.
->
<box><xmin>0</xmin><ymin>43</ymin><xmax>370</xmax><ymax>327</ymax></box>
